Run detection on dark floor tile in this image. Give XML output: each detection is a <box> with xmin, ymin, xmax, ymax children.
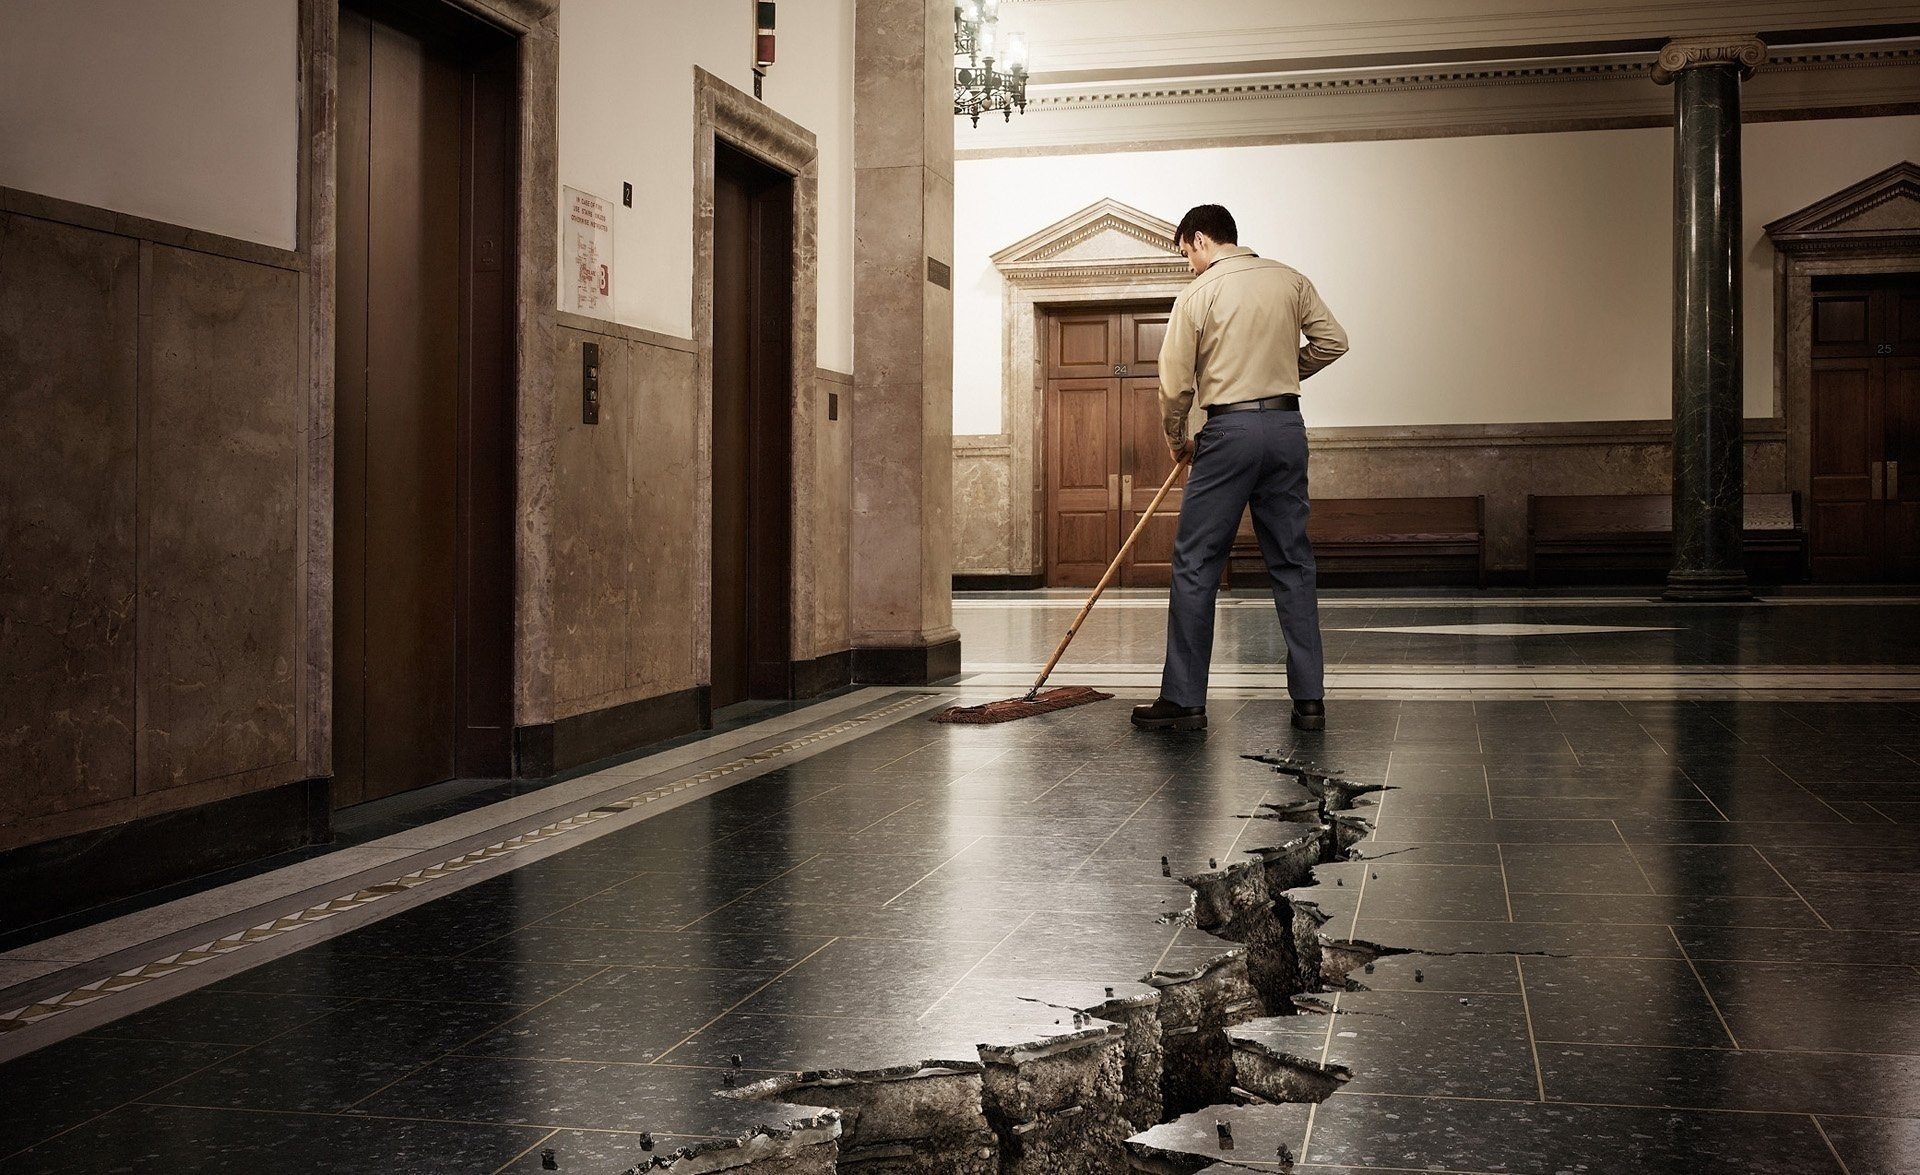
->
<box><xmin>1540</xmin><ymin>1042</ymin><xmax>1920</xmax><ymax>1117</ymax></box>
<box><xmin>1500</xmin><ymin>843</ymin><xmax>1652</xmax><ymax>893</ymax></box>
<box><xmin>1794</xmin><ymin>880</ymin><xmax>1920</xmax><ymax>934</ymax></box>
<box><xmin>1673</xmin><ymin>924</ymin><xmax>1920</xmax><ymax>966</ymax></box>
<box><xmin>1627</xmin><ymin>843</ymin><xmax>1801</xmax><ymax>897</ymax></box>
<box><xmin>1510</xmin><ymin>891</ymin><xmax>1825</xmax><ymax>928</ymax></box>
<box><xmin>1293</xmin><ymin>1091</ymin><xmax>1844</xmax><ymax>1174</ymax></box>
<box><xmin>0</xmin><ymin>1102</ymin><xmax>548</xmax><ymax>1175</ymax></box>
<box><xmin>1692</xmin><ymin>960</ymin><xmax>1920</xmax><ymax>1053</ymax></box>
<box><xmin>495</xmin><ymin>1128</ymin><xmax>680</xmax><ymax>1174</ymax></box>
<box><xmin>1350</xmin><ymin>840</ymin><xmax>1503</xmax><ymax>867</ymax></box>
<box><xmin>206</xmin><ymin>945</ymin><xmax>606</xmax><ymax>1006</ymax></box>
<box><xmin>1815</xmin><ymin>1114</ymin><xmax>1920</xmax><ymax>1175</ymax></box>
<box><xmin>463</xmin><ymin>921</ymin><xmax>832</xmax><ymax>970</ymax></box>
<box><xmin>354</xmin><ymin>1053</ymin><xmax>813</xmax><ymax>1136</ymax></box>
<box><xmin>731</xmin><ymin>936</ymin><xmax>996</xmax><ymax>1019</ymax></box>
<box><xmin>89</xmin><ymin>990</ymin><xmax>342</xmax><ymax>1047</ymax></box>
<box><xmin>1349</xmin><ymin>918</ymin><xmax>1683</xmax><ymax>959</ymax></box>
<box><xmin>1331</xmin><ymin>991</ymin><xmax>1538</xmax><ymax>1100</ymax></box>
<box><xmin>0</xmin><ymin>1036</ymin><xmax>244</xmax><ymax>1157</ymax></box>
<box><xmin>1522</xmin><ymin>956</ymin><xmax>1735</xmax><ymax>1048</ymax></box>
<box><xmin>454</xmin><ymin>966</ymin><xmax>778</xmax><ymax>1064</ymax></box>
<box><xmin>1363</xmin><ymin>816</ymin><xmax>1623</xmax><ymax>845</ymax></box>
<box><xmin>1349</xmin><ymin>951</ymin><xmax>1521</xmax><ymax>995</ymax></box>
<box><xmin>1350</xmin><ymin>864</ymin><xmax>1511</xmax><ymax>922</ymax></box>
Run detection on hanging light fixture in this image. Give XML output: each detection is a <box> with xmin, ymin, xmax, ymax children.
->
<box><xmin>954</xmin><ymin>0</ymin><xmax>1028</xmax><ymax>126</ymax></box>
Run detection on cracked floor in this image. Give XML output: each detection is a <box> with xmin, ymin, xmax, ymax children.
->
<box><xmin>1</xmin><ymin>594</ymin><xmax>1918</xmax><ymax>1173</ymax></box>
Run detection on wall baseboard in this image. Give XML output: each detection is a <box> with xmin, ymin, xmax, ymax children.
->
<box><xmin>791</xmin><ymin>650</ymin><xmax>854</xmax><ymax>699</ymax></box>
<box><xmin>0</xmin><ymin>777</ymin><xmax>331</xmax><ymax>939</ymax></box>
<box><xmin>854</xmin><ymin>638</ymin><xmax>963</xmax><ymax>685</ymax></box>
<box><xmin>516</xmin><ymin>687</ymin><xmax>711</xmax><ymax>778</ymax></box>
<box><xmin>954</xmin><ymin>574</ymin><xmax>1046</xmax><ymax>591</ymax></box>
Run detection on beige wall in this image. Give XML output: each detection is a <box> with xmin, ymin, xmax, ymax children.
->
<box><xmin>556</xmin><ymin>0</ymin><xmax>856</xmax><ymax>371</ymax></box>
<box><xmin>954</xmin><ymin>114</ymin><xmax>1920</xmax><ymax>435</ymax></box>
<box><xmin>0</xmin><ymin>0</ymin><xmax>300</xmax><ymax>250</ymax></box>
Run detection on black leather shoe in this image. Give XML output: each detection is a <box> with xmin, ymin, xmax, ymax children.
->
<box><xmin>1131</xmin><ymin>698</ymin><xmax>1207</xmax><ymax>731</ymax></box>
<box><xmin>1291</xmin><ymin>699</ymin><xmax>1326</xmax><ymax>731</ymax></box>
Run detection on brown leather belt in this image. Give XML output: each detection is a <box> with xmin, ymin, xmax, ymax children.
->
<box><xmin>1206</xmin><ymin>393</ymin><xmax>1300</xmax><ymax>416</ymax></box>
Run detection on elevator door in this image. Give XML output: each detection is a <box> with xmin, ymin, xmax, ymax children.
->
<box><xmin>710</xmin><ymin>142</ymin><xmax>794</xmax><ymax>710</ymax></box>
<box><xmin>335</xmin><ymin>5</ymin><xmax>515</xmax><ymax>805</ymax></box>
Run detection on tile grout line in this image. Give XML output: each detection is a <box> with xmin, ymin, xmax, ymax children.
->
<box><xmin>0</xmin><ymin>695</ymin><xmax>935</xmax><ymax>1046</ymax></box>
<box><xmin>1809</xmin><ymin>1114</ymin><xmax>1855</xmax><ymax>1175</ymax></box>
<box><xmin>1512</xmin><ymin>954</ymin><xmax>1548</xmax><ymax>1102</ymax></box>
<box><xmin>490</xmin><ymin>1128</ymin><xmax>562</xmax><ymax>1175</ymax></box>
<box><xmin>1666</xmin><ymin>925</ymin><xmax>1742</xmax><ymax>1051</ymax></box>
<box><xmin>877</xmin><ymin>836</ymin><xmax>987</xmax><ymax>908</ymax></box>
<box><xmin>916</xmin><ymin>911</ymin><xmax>1039</xmax><ymax>1021</ymax></box>
<box><xmin>1748</xmin><ymin>846</ymin><xmax>1837</xmax><ymax>932</ymax></box>
<box><xmin>1493</xmin><ymin>843</ymin><xmax>1516</xmax><ymax>922</ymax></box>
<box><xmin>647</xmin><ymin>937</ymin><xmax>843</xmax><ymax>1065</ymax></box>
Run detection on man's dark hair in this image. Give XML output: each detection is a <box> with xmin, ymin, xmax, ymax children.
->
<box><xmin>1174</xmin><ymin>204</ymin><xmax>1238</xmax><ymax>248</ymax></box>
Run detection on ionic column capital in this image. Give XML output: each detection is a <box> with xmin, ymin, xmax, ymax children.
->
<box><xmin>1651</xmin><ymin>36</ymin><xmax>1768</xmax><ymax>85</ymax></box>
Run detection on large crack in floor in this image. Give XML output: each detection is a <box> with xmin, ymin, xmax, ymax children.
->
<box><xmin>596</xmin><ymin>741</ymin><xmax>1491</xmax><ymax>1175</ymax></box>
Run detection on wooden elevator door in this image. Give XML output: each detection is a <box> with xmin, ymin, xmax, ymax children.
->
<box><xmin>336</xmin><ymin>5</ymin><xmax>515</xmax><ymax>805</ymax></box>
<box><xmin>711</xmin><ymin>143</ymin><xmax>794</xmax><ymax>710</ymax></box>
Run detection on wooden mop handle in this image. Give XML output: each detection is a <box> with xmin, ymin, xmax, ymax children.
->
<box><xmin>1025</xmin><ymin>458</ymin><xmax>1190</xmax><ymax>700</ymax></box>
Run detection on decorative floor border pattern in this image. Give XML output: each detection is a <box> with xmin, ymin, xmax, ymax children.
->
<box><xmin>0</xmin><ymin>693</ymin><xmax>934</xmax><ymax>1040</ymax></box>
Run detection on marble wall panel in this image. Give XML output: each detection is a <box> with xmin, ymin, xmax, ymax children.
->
<box><xmin>953</xmin><ymin>426</ymin><xmax>1789</xmax><ymax>577</ymax></box>
<box><xmin>953</xmin><ymin>446</ymin><xmax>1012</xmax><ymax>574</ymax></box>
<box><xmin>551</xmin><ymin>326</ymin><xmax>633</xmax><ymax>712</ymax></box>
<box><xmin>0</xmin><ymin>214</ymin><xmax>139</xmax><ymax>824</ymax></box>
<box><xmin>138</xmin><ymin>244</ymin><xmax>302</xmax><ymax>791</ymax></box>
<box><xmin>626</xmin><ymin>337</ymin><xmax>700</xmax><ymax>700</ymax></box>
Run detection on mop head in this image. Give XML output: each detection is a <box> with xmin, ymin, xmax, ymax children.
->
<box><xmin>932</xmin><ymin>686</ymin><xmax>1113</xmax><ymax>724</ymax></box>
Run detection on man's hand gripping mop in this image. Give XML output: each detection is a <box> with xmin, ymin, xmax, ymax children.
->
<box><xmin>934</xmin><ymin>458</ymin><xmax>1190</xmax><ymax>724</ymax></box>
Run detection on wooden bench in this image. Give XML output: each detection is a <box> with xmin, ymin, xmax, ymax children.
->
<box><xmin>1526</xmin><ymin>492</ymin><xmax>1805</xmax><ymax>585</ymax></box>
<box><xmin>1227</xmin><ymin>495</ymin><xmax>1487</xmax><ymax>588</ymax></box>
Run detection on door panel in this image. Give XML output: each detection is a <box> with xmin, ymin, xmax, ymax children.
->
<box><xmin>1813</xmin><ymin>294</ymin><xmax>1871</xmax><ymax>350</ymax></box>
<box><xmin>1125</xmin><ymin>312</ymin><xmax>1169</xmax><ymax>379</ymax></box>
<box><xmin>1046</xmin><ymin>377</ymin><xmax>1120</xmax><ymax>586</ymax></box>
<box><xmin>1049</xmin><ymin>314</ymin><xmax>1118</xmax><ymax>379</ymax></box>
<box><xmin>711</xmin><ymin>160</ymin><xmax>752</xmax><ymax>709</ymax></box>
<box><xmin>1121</xmin><ymin>376</ymin><xmax>1183</xmax><ymax>586</ymax></box>
<box><xmin>1809</xmin><ymin>358</ymin><xmax>1880</xmax><ymax>581</ymax></box>
<box><xmin>1887</xmin><ymin>357</ymin><xmax>1920</xmax><ymax>581</ymax></box>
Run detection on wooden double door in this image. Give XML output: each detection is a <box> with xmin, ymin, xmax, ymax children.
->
<box><xmin>1044</xmin><ymin>307</ymin><xmax>1182</xmax><ymax>587</ymax></box>
<box><xmin>1810</xmin><ymin>277</ymin><xmax>1920</xmax><ymax>582</ymax></box>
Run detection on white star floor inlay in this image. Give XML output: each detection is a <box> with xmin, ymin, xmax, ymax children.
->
<box><xmin>1330</xmin><ymin>623</ymin><xmax>1678</xmax><ymax>636</ymax></box>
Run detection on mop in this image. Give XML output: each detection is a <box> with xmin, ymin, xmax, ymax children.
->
<box><xmin>934</xmin><ymin>458</ymin><xmax>1189</xmax><ymax>724</ymax></box>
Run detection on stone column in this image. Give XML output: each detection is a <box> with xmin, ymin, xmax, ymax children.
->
<box><xmin>850</xmin><ymin>0</ymin><xmax>961</xmax><ymax>682</ymax></box>
<box><xmin>1652</xmin><ymin>37</ymin><xmax>1766</xmax><ymax>601</ymax></box>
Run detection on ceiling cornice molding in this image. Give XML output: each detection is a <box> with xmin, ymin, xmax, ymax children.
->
<box><xmin>956</xmin><ymin>39</ymin><xmax>1920</xmax><ymax>157</ymax></box>
<box><xmin>1019</xmin><ymin>41</ymin><xmax>1920</xmax><ymax>114</ymax></box>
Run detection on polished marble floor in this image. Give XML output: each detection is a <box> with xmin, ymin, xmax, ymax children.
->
<box><xmin>2</xmin><ymin>592</ymin><xmax>1917</xmax><ymax>1173</ymax></box>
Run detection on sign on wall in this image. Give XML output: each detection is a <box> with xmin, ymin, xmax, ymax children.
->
<box><xmin>565</xmin><ymin>186</ymin><xmax>613</xmax><ymax>315</ymax></box>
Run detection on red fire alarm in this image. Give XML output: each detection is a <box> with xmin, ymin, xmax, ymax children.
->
<box><xmin>754</xmin><ymin>1</ymin><xmax>775</xmax><ymax>96</ymax></box>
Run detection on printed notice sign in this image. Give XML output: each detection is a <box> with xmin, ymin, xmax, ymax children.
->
<box><xmin>565</xmin><ymin>187</ymin><xmax>613</xmax><ymax>315</ymax></box>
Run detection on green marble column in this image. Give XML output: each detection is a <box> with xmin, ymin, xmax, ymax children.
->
<box><xmin>1653</xmin><ymin>38</ymin><xmax>1766</xmax><ymax>602</ymax></box>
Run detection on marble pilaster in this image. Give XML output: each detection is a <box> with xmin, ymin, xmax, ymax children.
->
<box><xmin>850</xmin><ymin>0</ymin><xmax>960</xmax><ymax>681</ymax></box>
<box><xmin>1654</xmin><ymin>36</ymin><xmax>1765</xmax><ymax>600</ymax></box>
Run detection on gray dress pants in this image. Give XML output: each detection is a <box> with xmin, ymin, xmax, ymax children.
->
<box><xmin>1159</xmin><ymin>408</ymin><xmax>1325</xmax><ymax>707</ymax></box>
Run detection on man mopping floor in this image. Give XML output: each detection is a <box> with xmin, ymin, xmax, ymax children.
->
<box><xmin>1131</xmin><ymin>204</ymin><xmax>1349</xmax><ymax>734</ymax></box>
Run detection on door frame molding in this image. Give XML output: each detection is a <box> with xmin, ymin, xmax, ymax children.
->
<box><xmin>990</xmin><ymin>199</ymin><xmax>1190</xmax><ymax>579</ymax></box>
<box><xmin>1765</xmin><ymin>161</ymin><xmax>1920</xmax><ymax>557</ymax></box>
<box><xmin>691</xmin><ymin>68</ymin><xmax>820</xmax><ymax>688</ymax></box>
<box><xmin>299</xmin><ymin>0</ymin><xmax>557</xmax><ymax>781</ymax></box>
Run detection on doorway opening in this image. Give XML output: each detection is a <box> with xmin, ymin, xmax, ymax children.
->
<box><xmin>710</xmin><ymin>141</ymin><xmax>795</xmax><ymax>709</ymax></box>
<box><xmin>1042</xmin><ymin>303</ymin><xmax>1179</xmax><ymax>587</ymax></box>
<box><xmin>333</xmin><ymin>0</ymin><xmax>517</xmax><ymax>806</ymax></box>
<box><xmin>1808</xmin><ymin>274</ymin><xmax>1920</xmax><ymax>582</ymax></box>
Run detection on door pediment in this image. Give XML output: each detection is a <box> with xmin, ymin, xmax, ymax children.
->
<box><xmin>1766</xmin><ymin>161</ymin><xmax>1920</xmax><ymax>252</ymax></box>
<box><xmin>992</xmin><ymin>199</ymin><xmax>1188</xmax><ymax>283</ymax></box>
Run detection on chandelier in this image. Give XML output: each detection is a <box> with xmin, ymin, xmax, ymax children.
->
<box><xmin>954</xmin><ymin>0</ymin><xmax>1028</xmax><ymax>126</ymax></box>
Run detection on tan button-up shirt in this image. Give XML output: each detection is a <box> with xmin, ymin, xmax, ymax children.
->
<box><xmin>1159</xmin><ymin>246</ymin><xmax>1349</xmax><ymax>447</ymax></box>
